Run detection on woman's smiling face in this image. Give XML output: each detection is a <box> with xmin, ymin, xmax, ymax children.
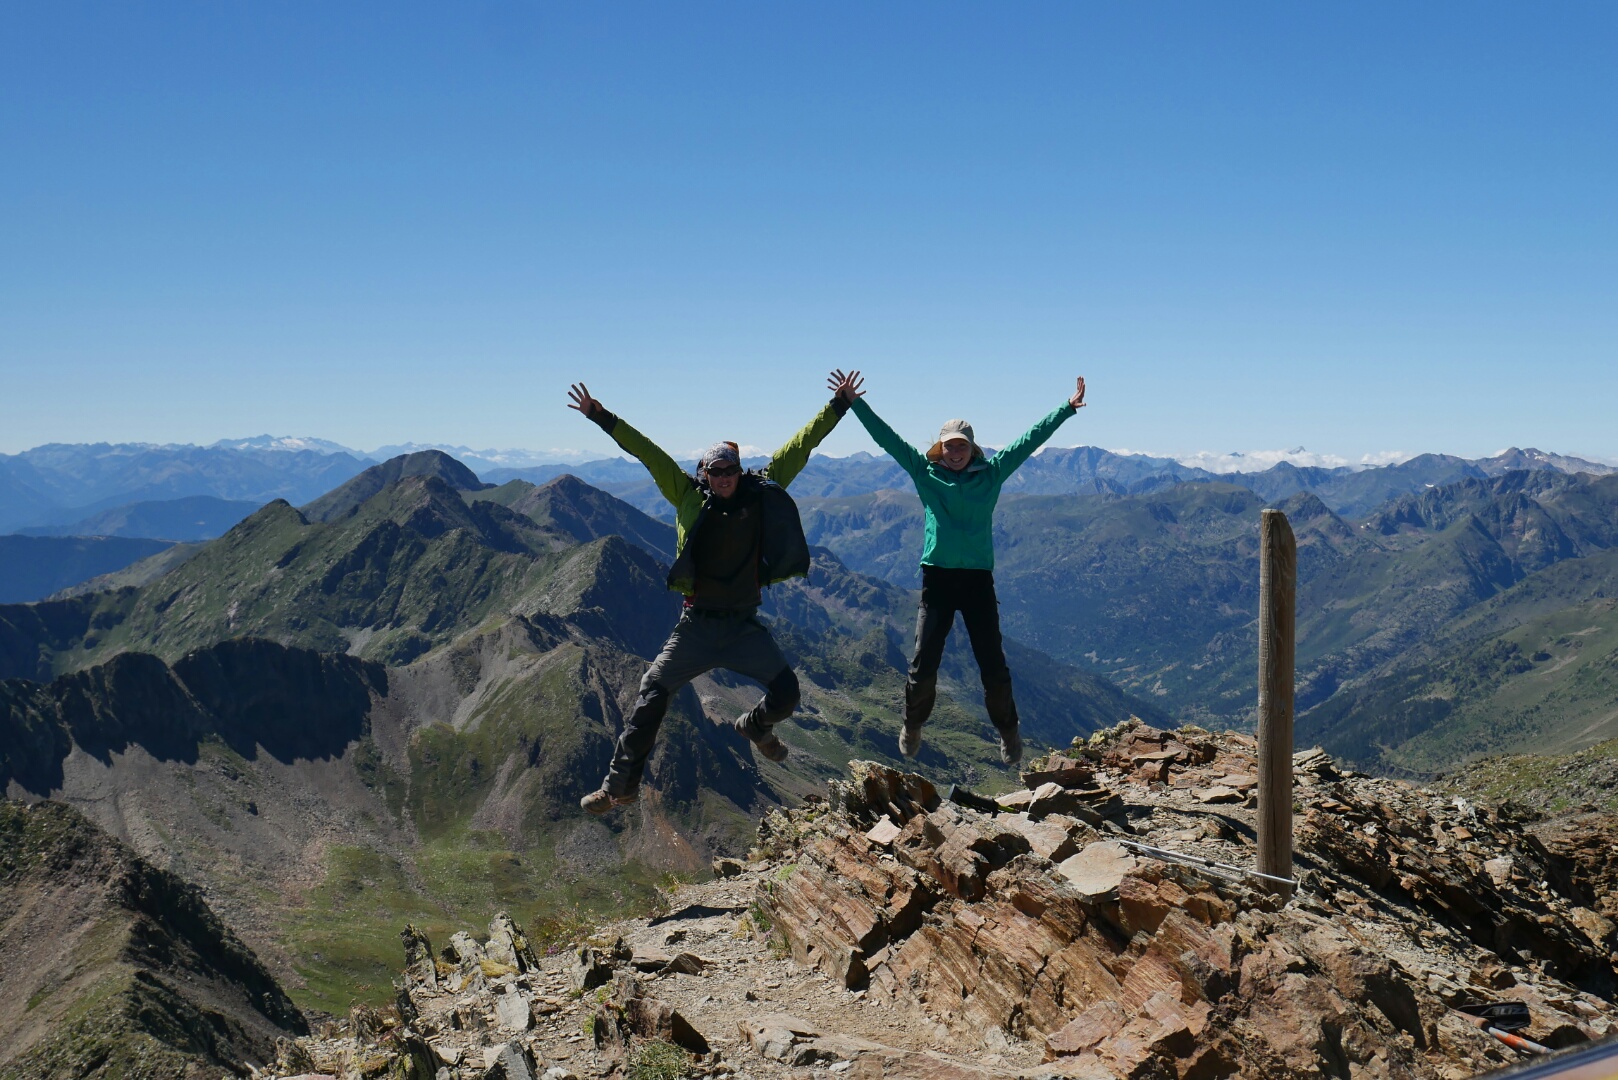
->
<box><xmin>938</xmin><ymin>438</ymin><xmax>974</xmax><ymax>472</ymax></box>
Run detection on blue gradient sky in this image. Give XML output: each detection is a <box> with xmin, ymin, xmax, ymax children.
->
<box><xmin>3</xmin><ymin>3</ymin><xmax>1615</xmax><ymax>464</ymax></box>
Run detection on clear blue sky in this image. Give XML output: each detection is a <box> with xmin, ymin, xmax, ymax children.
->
<box><xmin>2</xmin><ymin>2</ymin><xmax>1615</xmax><ymax>464</ymax></box>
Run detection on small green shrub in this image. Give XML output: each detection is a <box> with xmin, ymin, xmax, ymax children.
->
<box><xmin>627</xmin><ymin>1039</ymin><xmax>689</xmax><ymax>1080</ymax></box>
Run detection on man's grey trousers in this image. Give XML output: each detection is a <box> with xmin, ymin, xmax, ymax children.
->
<box><xmin>604</xmin><ymin>608</ymin><xmax>800</xmax><ymax>797</ymax></box>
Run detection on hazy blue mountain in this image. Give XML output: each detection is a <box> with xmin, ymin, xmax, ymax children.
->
<box><xmin>0</xmin><ymin>468</ymin><xmax>54</xmax><ymax>535</ymax></box>
<box><xmin>17</xmin><ymin>495</ymin><xmax>264</xmax><ymax>541</ymax></box>
<box><xmin>10</xmin><ymin>437</ymin><xmax>1604</xmax><ymax>538</ymax></box>
<box><xmin>0</xmin><ymin>535</ymin><xmax>174</xmax><ymax>604</ymax></box>
<box><xmin>0</xmin><ymin>443</ymin><xmax>371</xmax><ymax>533</ymax></box>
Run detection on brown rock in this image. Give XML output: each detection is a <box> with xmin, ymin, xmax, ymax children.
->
<box><xmin>761</xmin><ymin>829</ymin><xmax>938</xmax><ymax>988</ymax></box>
<box><xmin>1045</xmin><ymin>1000</ymin><xmax>1127</xmax><ymax>1057</ymax></box>
<box><xmin>1003</xmin><ymin>814</ymin><xmax>1094</xmax><ymax>862</ymax></box>
<box><xmin>622</xmin><ymin>994</ymin><xmax>710</xmax><ymax>1054</ymax></box>
<box><xmin>1571</xmin><ymin>906</ymin><xmax>1616</xmax><ymax>949</ymax></box>
<box><xmin>866</xmin><ymin>815</ymin><xmax>902</xmax><ymax>845</ymax></box>
<box><xmin>1056</xmin><ymin>842</ymin><xmax>1139</xmax><ymax>902</ymax></box>
<box><xmin>1023</xmin><ymin>755</ymin><xmax>1097</xmax><ymax>789</ymax></box>
<box><xmin>1029</xmin><ymin>787</ymin><xmax>1117</xmax><ymax>824</ymax></box>
<box><xmin>995</xmin><ymin>789</ymin><xmax>1037</xmax><ymax>811</ymax></box>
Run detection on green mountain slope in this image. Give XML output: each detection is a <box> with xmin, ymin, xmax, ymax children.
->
<box><xmin>472</xmin><ymin>473</ymin><xmax>677</xmax><ymax>565</ymax></box>
<box><xmin>0</xmin><ymin>801</ymin><xmax>304</xmax><ymax>1079</ymax></box>
<box><xmin>23</xmin><ymin>475</ymin><xmax>619</xmax><ymax>669</ymax></box>
<box><xmin>802</xmin><ymin>484</ymin><xmax>1368</xmax><ymax>720</ymax></box>
<box><xmin>1300</xmin><ymin>547</ymin><xmax>1618</xmax><ymax>772</ymax></box>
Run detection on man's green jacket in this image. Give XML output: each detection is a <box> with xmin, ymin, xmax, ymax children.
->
<box><xmin>592</xmin><ymin>400</ymin><xmax>845</xmax><ymax>596</ymax></box>
<box><xmin>850</xmin><ymin>396</ymin><xmax>1077</xmax><ymax>571</ymax></box>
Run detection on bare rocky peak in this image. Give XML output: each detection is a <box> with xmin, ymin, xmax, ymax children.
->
<box><xmin>262</xmin><ymin>720</ymin><xmax>1617</xmax><ymax>1080</ymax></box>
<box><xmin>1478</xmin><ymin>449</ymin><xmax>1618</xmax><ymax>478</ymax></box>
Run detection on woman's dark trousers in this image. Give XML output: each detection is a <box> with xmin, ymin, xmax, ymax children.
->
<box><xmin>904</xmin><ymin>566</ymin><xmax>1018</xmax><ymax>735</ymax></box>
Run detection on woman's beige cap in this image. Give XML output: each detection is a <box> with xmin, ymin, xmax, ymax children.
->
<box><xmin>926</xmin><ymin>419</ymin><xmax>983</xmax><ymax>463</ymax></box>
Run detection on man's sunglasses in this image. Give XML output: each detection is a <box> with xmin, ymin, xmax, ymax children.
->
<box><xmin>705</xmin><ymin>464</ymin><xmax>742</xmax><ymax>478</ymax></box>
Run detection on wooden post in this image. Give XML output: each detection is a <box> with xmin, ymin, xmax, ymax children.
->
<box><xmin>1256</xmin><ymin>509</ymin><xmax>1297</xmax><ymax>897</ymax></box>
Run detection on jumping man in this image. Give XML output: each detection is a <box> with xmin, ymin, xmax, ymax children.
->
<box><xmin>566</xmin><ymin>373</ymin><xmax>860</xmax><ymax>813</ymax></box>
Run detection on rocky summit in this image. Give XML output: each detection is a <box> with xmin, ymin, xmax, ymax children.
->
<box><xmin>258</xmin><ymin>721</ymin><xmax>1618</xmax><ymax>1080</ymax></box>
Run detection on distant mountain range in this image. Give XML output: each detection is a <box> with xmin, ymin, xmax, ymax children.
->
<box><xmin>6</xmin><ymin>437</ymin><xmax>1611</xmax><ymax>537</ymax></box>
<box><xmin>489</xmin><ymin>445</ymin><xmax>1618</xmax><ymax>524</ymax></box>
<box><xmin>0</xmin><ymin>442</ymin><xmax>371</xmax><ymax>534</ymax></box>
<box><xmin>5</xmin><ymin>437</ymin><xmax>1617</xmax><ymax>773</ymax></box>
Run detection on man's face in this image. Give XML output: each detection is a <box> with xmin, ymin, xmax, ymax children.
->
<box><xmin>705</xmin><ymin>461</ymin><xmax>741</xmax><ymax>498</ymax></box>
<box><xmin>939</xmin><ymin>438</ymin><xmax>974</xmax><ymax>472</ymax></box>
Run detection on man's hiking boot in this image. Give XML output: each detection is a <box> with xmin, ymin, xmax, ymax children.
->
<box><xmin>753</xmin><ymin>731</ymin><xmax>789</xmax><ymax>763</ymax></box>
<box><xmin>899</xmin><ymin>722</ymin><xmax>924</xmax><ymax>758</ymax></box>
<box><xmin>997</xmin><ymin>724</ymin><xmax>1022</xmax><ymax>766</ymax></box>
<box><xmin>580</xmin><ymin>788</ymin><xmax>637</xmax><ymax>815</ymax></box>
<box><xmin>731</xmin><ymin>717</ymin><xmax>790</xmax><ymax>763</ymax></box>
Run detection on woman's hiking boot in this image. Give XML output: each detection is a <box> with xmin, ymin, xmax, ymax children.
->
<box><xmin>899</xmin><ymin>722</ymin><xmax>924</xmax><ymax>758</ymax></box>
<box><xmin>997</xmin><ymin>723</ymin><xmax>1022</xmax><ymax>766</ymax></box>
<box><xmin>580</xmin><ymin>788</ymin><xmax>638</xmax><ymax>815</ymax></box>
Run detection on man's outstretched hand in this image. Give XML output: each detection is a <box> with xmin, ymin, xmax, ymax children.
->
<box><xmin>567</xmin><ymin>383</ymin><xmax>603</xmax><ymax>420</ymax></box>
<box><xmin>1070</xmin><ymin>377</ymin><xmax>1087</xmax><ymax>410</ymax></box>
<box><xmin>828</xmin><ymin>369</ymin><xmax>865</xmax><ymax>404</ymax></box>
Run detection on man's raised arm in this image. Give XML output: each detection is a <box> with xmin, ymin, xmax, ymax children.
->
<box><xmin>567</xmin><ymin>382</ymin><xmax>692</xmax><ymax>509</ymax></box>
<box><xmin>761</xmin><ymin>369</ymin><xmax>865</xmax><ymax>489</ymax></box>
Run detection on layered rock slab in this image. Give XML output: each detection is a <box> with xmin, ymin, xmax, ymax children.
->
<box><xmin>758</xmin><ymin>737</ymin><xmax>1618</xmax><ymax>1079</ymax></box>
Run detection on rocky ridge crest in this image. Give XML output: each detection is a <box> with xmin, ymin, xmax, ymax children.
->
<box><xmin>261</xmin><ymin>721</ymin><xmax>1618</xmax><ymax>1079</ymax></box>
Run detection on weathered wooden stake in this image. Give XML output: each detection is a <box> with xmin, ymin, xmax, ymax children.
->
<box><xmin>1256</xmin><ymin>508</ymin><xmax>1297</xmax><ymax>897</ymax></box>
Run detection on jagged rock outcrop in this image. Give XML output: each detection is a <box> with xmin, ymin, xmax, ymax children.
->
<box><xmin>756</xmin><ymin>723</ymin><xmax>1618</xmax><ymax>1078</ymax></box>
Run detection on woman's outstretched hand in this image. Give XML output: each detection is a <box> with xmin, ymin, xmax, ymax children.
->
<box><xmin>828</xmin><ymin>369</ymin><xmax>866</xmax><ymax>404</ymax></box>
<box><xmin>1070</xmin><ymin>377</ymin><xmax>1087</xmax><ymax>410</ymax></box>
<box><xmin>567</xmin><ymin>383</ymin><xmax>602</xmax><ymax>420</ymax></box>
